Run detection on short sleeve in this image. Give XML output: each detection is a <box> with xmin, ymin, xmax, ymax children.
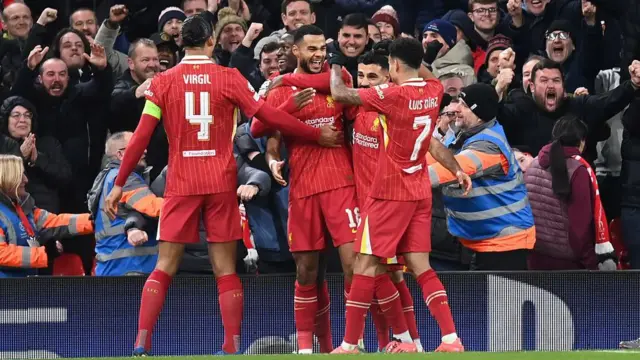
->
<box><xmin>357</xmin><ymin>84</ymin><xmax>401</xmax><ymax>114</ymax></box>
<box><xmin>225</xmin><ymin>69</ymin><xmax>265</xmax><ymax>118</ymax></box>
<box><xmin>144</xmin><ymin>76</ymin><xmax>165</xmax><ymax>108</ymax></box>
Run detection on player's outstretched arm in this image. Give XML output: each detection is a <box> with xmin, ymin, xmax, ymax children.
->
<box><xmin>428</xmin><ymin>137</ymin><xmax>471</xmax><ymax>195</ymax></box>
<box><xmin>105</xmin><ymin>101</ymin><xmax>158</xmax><ymax>219</ymax></box>
<box><xmin>330</xmin><ymin>64</ymin><xmax>362</xmax><ymax>105</ymax></box>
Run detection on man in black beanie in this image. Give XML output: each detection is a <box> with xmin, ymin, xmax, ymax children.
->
<box><xmin>428</xmin><ymin>83</ymin><xmax>536</xmax><ymax>271</ymax></box>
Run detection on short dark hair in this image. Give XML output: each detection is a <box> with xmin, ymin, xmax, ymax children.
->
<box><xmin>260</xmin><ymin>41</ymin><xmax>280</xmax><ymax>60</ymax></box>
<box><xmin>524</xmin><ymin>54</ymin><xmax>545</xmax><ymax>66</ymax></box>
<box><xmin>389</xmin><ymin>37</ymin><xmax>423</xmax><ymax>70</ymax></box>
<box><xmin>281</xmin><ymin>0</ymin><xmax>313</xmax><ymax>15</ymax></box>
<box><xmin>530</xmin><ymin>58</ymin><xmax>564</xmax><ymax>84</ymax></box>
<box><xmin>181</xmin><ymin>14</ymin><xmax>213</xmax><ymax>48</ymax></box>
<box><xmin>341</xmin><ymin>13</ymin><xmax>368</xmax><ymax>33</ymax></box>
<box><xmin>293</xmin><ymin>24</ymin><xmax>324</xmax><ymax>44</ymax></box>
<box><xmin>181</xmin><ymin>0</ymin><xmax>208</xmax><ymax>8</ymax></box>
<box><xmin>358</xmin><ymin>50</ymin><xmax>388</xmax><ymax>70</ymax></box>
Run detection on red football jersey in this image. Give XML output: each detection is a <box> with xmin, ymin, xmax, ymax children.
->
<box><xmin>145</xmin><ymin>55</ymin><xmax>264</xmax><ymax>196</ymax></box>
<box><xmin>266</xmin><ymin>85</ymin><xmax>354</xmax><ymax>199</ymax></box>
<box><xmin>352</xmin><ymin>109</ymin><xmax>381</xmax><ymax>206</ymax></box>
<box><xmin>357</xmin><ymin>78</ymin><xmax>444</xmax><ymax>201</ymax></box>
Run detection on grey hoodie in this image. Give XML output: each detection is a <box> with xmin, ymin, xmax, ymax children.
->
<box><xmin>431</xmin><ymin>40</ymin><xmax>477</xmax><ymax>87</ymax></box>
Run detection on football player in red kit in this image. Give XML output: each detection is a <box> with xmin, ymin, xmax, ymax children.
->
<box><xmin>276</xmin><ymin>41</ymin><xmax>424</xmax><ymax>352</ymax></box>
<box><xmin>328</xmin><ymin>37</ymin><xmax>472</xmax><ymax>353</ymax></box>
<box><xmin>250</xmin><ymin>25</ymin><xmax>359</xmax><ymax>354</ymax></box>
<box><xmin>104</xmin><ymin>15</ymin><xmax>343</xmax><ymax>356</ymax></box>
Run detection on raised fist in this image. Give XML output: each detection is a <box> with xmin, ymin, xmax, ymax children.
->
<box><xmin>245</xmin><ymin>23</ymin><xmax>263</xmax><ymax>43</ymax></box>
<box><xmin>499</xmin><ymin>48</ymin><xmax>516</xmax><ymax>70</ymax></box>
<box><xmin>109</xmin><ymin>5</ymin><xmax>128</xmax><ymax>24</ymax></box>
<box><xmin>37</xmin><ymin>8</ymin><xmax>57</xmax><ymax>26</ymax></box>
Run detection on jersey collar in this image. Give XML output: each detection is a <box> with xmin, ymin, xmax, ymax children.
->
<box><xmin>181</xmin><ymin>55</ymin><xmax>215</xmax><ymax>64</ymax></box>
<box><xmin>401</xmin><ymin>78</ymin><xmax>426</xmax><ymax>87</ymax></box>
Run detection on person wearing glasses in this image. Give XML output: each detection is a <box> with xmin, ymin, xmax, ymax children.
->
<box><xmin>87</xmin><ymin>131</ymin><xmax>163</xmax><ymax>276</ymax></box>
<box><xmin>544</xmin><ymin>17</ymin><xmax>603</xmax><ymax>93</ymax></box>
<box><xmin>0</xmin><ymin>96</ymin><xmax>71</xmax><ymax>215</ymax></box>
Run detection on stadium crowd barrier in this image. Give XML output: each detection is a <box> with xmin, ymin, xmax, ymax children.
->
<box><xmin>1</xmin><ymin>271</ymin><xmax>639</xmax><ymax>358</ymax></box>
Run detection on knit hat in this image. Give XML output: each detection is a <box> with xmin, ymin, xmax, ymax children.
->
<box><xmin>485</xmin><ymin>34</ymin><xmax>512</xmax><ymax>64</ymax></box>
<box><xmin>371</xmin><ymin>5</ymin><xmax>400</xmax><ymax>37</ymax></box>
<box><xmin>215</xmin><ymin>7</ymin><xmax>248</xmax><ymax>42</ymax></box>
<box><xmin>158</xmin><ymin>7</ymin><xmax>186</xmax><ymax>32</ymax></box>
<box><xmin>546</xmin><ymin>19</ymin><xmax>575</xmax><ymax>44</ymax></box>
<box><xmin>458</xmin><ymin>83</ymin><xmax>499</xmax><ymax>122</ymax></box>
<box><xmin>423</xmin><ymin>19</ymin><xmax>457</xmax><ymax>48</ymax></box>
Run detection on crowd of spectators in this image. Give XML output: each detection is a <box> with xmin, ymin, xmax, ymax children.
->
<box><xmin>1</xmin><ymin>0</ymin><xmax>640</xmax><ymax>276</ymax></box>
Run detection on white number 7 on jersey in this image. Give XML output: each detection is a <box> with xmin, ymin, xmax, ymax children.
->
<box><xmin>185</xmin><ymin>92</ymin><xmax>213</xmax><ymax>141</ymax></box>
<box><xmin>410</xmin><ymin>115</ymin><xmax>432</xmax><ymax>161</ymax></box>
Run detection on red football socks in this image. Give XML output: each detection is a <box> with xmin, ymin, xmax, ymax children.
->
<box><xmin>343</xmin><ymin>274</ymin><xmax>375</xmax><ymax>345</ymax></box>
<box><xmin>395</xmin><ymin>279</ymin><xmax>419</xmax><ymax>340</ymax></box>
<box><xmin>134</xmin><ymin>269</ymin><xmax>172</xmax><ymax>351</ymax></box>
<box><xmin>374</xmin><ymin>274</ymin><xmax>409</xmax><ymax>338</ymax></box>
<box><xmin>315</xmin><ymin>280</ymin><xmax>333</xmax><ymax>353</ymax></box>
<box><xmin>344</xmin><ymin>277</ymin><xmax>352</xmax><ymax>300</ymax></box>
<box><xmin>417</xmin><ymin>269</ymin><xmax>457</xmax><ymax>337</ymax></box>
<box><xmin>294</xmin><ymin>281</ymin><xmax>318</xmax><ymax>352</ymax></box>
<box><xmin>217</xmin><ymin>274</ymin><xmax>244</xmax><ymax>354</ymax></box>
<box><xmin>370</xmin><ymin>298</ymin><xmax>390</xmax><ymax>350</ymax></box>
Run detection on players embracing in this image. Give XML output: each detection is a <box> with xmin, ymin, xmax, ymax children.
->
<box><xmin>327</xmin><ymin>37</ymin><xmax>471</xmax><ymax>353</ymax></box>
<box><xmin>105</xmin><ymin>14</ymin><xmax>343</xmax><ymax>356</ymax></box>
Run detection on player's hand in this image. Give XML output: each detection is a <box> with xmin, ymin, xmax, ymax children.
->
<box><xmin>27</xmin><ymin>45</ymin><xmax>49</xmax><ymax>70</ymax></box>
<box><xmin>37</xmin><ymin>8</ymin><xmax>57</xmax><ymax>26</ymax></box>
<box><xmin>127</xmin><ymin>229</ymin><xmax>148</xmax><ymax>247</ymax></box>
<box><xmin>84</xmin><ymin>43</ymin><xmax>108</xmax><ymax>70</ymax></box>
<box><xmin>269</xmin><ymin>160</ymin><xmax>287</xmax><ymax>186</ymax></box>
<box><xmin>293</xmin><ymin>88</ymin><xmax>315</xmax><ymax>110</ymax></box>
<box><xmin>237</xmin><ymin>184</ymin><xmax>259</xmax><ymax>201</ymax></box>
<box><xmin>135</xmin><ymin>78</ymin><xmax>152</xmax><ymax>98</ymax></box>
<box><xmin>317</xmin><ymin>125</ymin><xmax>344</xmax><ymax>148</ymax></box>
<box><xmin>105</xmin><ymin>185</ymin><xmax>123</xmax><ymax>220</ymax></box>
<box><xmin>109</xmin><ymin>5</ymin><xmax>128</xmax><ymax>24</ymax></box>
<box><xmin>267</xmin><ymin>75</ymin><xmax>284</xmax><ymax>93</ymax></box>
<box><xmin>456</xmin><ymin>170</ymin><xmax>472</xmax><ymax>196</ymax></box>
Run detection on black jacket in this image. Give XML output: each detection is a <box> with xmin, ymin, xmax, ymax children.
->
<box><xmin>109</xmin><ymin>70</ymin><xmax>168</xmax><ymax>182</ymax></box>
<box><xmin>621</xmin><ymin>98</ymin><xmax>640</xmax><ymax>208</ymax></box>
<box><xmin>499</xmin><ymin>81</ymin><xmax>640</xmax><ymax>162</ymax></box>
<box><xmin>0</xmin><ymin>133</ymin><xmax>20</xmax><ymax>156</ymax></box>
<box><xmin>10</xmin><ymin>63</ymin><xmax>113</xmax><ymax>212</ymax></box>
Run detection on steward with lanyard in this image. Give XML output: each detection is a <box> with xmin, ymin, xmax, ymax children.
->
<box><xmin>0</xmin><ymin>154</ymin><xmax>94</xmax><ymax>277</ymax></box>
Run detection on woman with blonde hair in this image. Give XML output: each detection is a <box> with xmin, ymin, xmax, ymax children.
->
<box><xmin>0</xmin><ymin>155</ymin><xmax>94</xmax><ymax>277</ymax></box>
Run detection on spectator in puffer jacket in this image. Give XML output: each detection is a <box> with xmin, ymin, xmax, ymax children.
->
<box><xmin>525</xmin><ymin>115</ymin><xmax>616</xmax><ymax>270</ymax></box>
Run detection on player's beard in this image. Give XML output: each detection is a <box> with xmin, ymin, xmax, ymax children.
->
<box><xmin>300</xmin><ymin>56</ymin><xmax>324</xmax><ymax>74</ymax></box>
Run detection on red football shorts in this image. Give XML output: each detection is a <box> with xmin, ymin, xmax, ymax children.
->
<box><xmin>381</xmin><ymin>255</ymin><xmax>405</xmax><ymax>268</ymax></box>
<box><xmin>356</xmin><ymin>196</ymin><xmax>432</xmax><ymax>259</ymax></box>
<box><xmin>157</xmin><ymin>192</ymin><xmax>242</xmax><ymax>244</ymax></box>
<box><xmin>288</xmin><ymin>186</ymin><xmax>358</xmax><ymax>252</ymax></box>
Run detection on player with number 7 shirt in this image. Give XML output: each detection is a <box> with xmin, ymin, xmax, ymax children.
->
<box><xmin>328</xmin><ymin>37</ymin><xmax>472</xmax><ymax>354</ymax></box>
<box><xmin>103</xmin><ymin>14</ymin><xmax>344</xmax><ymax>357</ymax></box>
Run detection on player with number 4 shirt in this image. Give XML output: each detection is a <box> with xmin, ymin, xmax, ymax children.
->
<box><xmin>104</xmin><ymin>14</ymin><xmax>343</xmax><ymax>357</ymax></box>
<box><xmin>328</xmin><ymin>37</ymin><xmax>472</xmax><ymax>354</ymax></box>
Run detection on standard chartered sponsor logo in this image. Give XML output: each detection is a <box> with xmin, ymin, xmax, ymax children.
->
<box><xmin>353</xmin><ymin>131</ymin><xmax>379</xmax><ymax>149</ymax></box>
<box><xmin>305</xmin><ymin>117</ymin><xmax>334</xmax><ymax>127</ymax></box>
<box><xmin>487</xmin><ymin>275</ymin><xmax>575</xmax><ymax>351</ymax></box>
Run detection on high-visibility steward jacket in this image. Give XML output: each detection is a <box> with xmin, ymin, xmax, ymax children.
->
<box><xmin>88</xmin><ymin>161</ymin><xmax>163</xmax><ymax>276</ymax></box>
<box><xmin>0</xmin><ymin>194</ymin><xmax>94</xmax><ymax>277</ymax></box>
<box><xmin>429</xmin><ymin>120</ymin><xmax>536</xmax><ymax>252</ymax></box>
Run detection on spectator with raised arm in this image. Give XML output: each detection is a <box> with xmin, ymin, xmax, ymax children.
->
<box><xmin>94</xmin><ymin>4</ymin><xmax>130</xmax><ymax>81</ymax></box>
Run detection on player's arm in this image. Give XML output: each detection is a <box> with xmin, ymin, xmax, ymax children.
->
<box><xmin>419</xmin><ymin>62</ymin><xmax>437</xmax><ymax>81</ymax></box>
<box><xmin>280</xmin><ymin>67</ymin><xmax>352</xmax><ymax>93</ymax></box>
<box><xmin>113</xmin><ymin>100</ymin><xmax>159</xmax><ymax>188</ymax></box>
<box><xmin>264</xmin><ymin>132</ymin><xmax>287</xmax><ymax>186</ymax></box>
<box><xmin>330</xmin><ymin>64</ymin><xmax>363</xmax><ymax>105</ymax></box>
<box><xmin>250</xmin><ymin>93</ymin><xmax>310</xmax><ymax>138</ymax></box>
